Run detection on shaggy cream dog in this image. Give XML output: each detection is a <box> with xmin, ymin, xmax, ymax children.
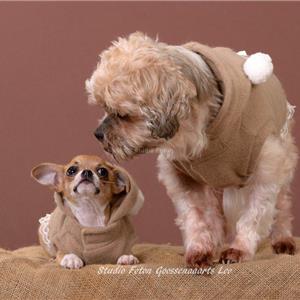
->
<box><xmin>86</xmin><ymin>32</ymin><xmax>298</xmax><ymax>267</ymax></box>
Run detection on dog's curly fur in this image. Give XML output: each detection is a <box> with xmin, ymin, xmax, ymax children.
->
<box><xmin>86</xmin><ymin>32</ymin><xmax>298</xmax><ymax>267</ymax></box>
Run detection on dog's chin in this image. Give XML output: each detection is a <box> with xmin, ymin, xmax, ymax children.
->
<box><xmin>101</xmin><ymin>135</ymin><xmax>165</xmax><ymax>161</ymax></box>
<box><xmin>74</xmin><ymin>181</ymin><xmax>100</xmax><ymax>196</ymax></box>
<box><xmin>105</xmin><ymin>147</ymin><xmax>134</xmax><ymax>162</ymax></box>
<box><xmin>101</xmin><ymin>141</ymin><xmax>136</xmax><ymax>161</ymax></box>
<box><xmin>106</xmin><ymin>144</ymin><xmax>154</xmax><ymax>161</ymax></box>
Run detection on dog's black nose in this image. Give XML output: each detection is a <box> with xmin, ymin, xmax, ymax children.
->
<box><xmin>94</xmin><ymin>128</ymin><xmax>104</xmax><ymax>141</ymax></box>
<box><xmin>81</xmin><ymin>169</ymin><xmax>93</xmax><ymax>179</ymax></box>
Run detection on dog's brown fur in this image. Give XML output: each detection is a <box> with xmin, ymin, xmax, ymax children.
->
<box><xmin>32</xmin><ymin>155</ymin><xmax>141</xmax><ymax>268</ymax></box>
<box><xmin>86</xmin><ymin>32</ymin><xmax>298</xmax><ymax>267</ymax></box>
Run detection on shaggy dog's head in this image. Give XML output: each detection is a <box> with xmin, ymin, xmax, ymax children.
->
<box><xmin>86</xmin><ymin>32</ymin><xmax>215</xmax><ymax>160</ymax></box>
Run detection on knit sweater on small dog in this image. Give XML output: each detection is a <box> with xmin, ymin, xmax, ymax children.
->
<box><xmin>47</xmin><ymin>180</ymin><xmax>140</xmax><ymax>264</ymax></box>
<box><xmin>172</xmin><ymin>43</ymin><xmax>288</xmax><ymax>188</ymax></box>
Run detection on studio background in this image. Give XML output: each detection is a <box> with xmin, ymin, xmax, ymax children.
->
<box><xmin>0</xmin><ymin>2</ymin><xmax>299</xmax><ymax>249</ymax></box>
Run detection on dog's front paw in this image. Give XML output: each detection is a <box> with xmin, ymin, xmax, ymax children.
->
<box><xmin>219</xmin><ymin>248</ymin><xmax>245</xmax><ymax>264</ymax></box>
<box><xmin>60</xmin><ymin>253</ymin><xmax>84</xmax><ymax>269</ymax></box>
<box><xmin>272</xmin><ymin>237</ymin><xmax>296</xmax><ymax>255</ymax></box>
<box><xmin>185</xmin><ymin>244</ymin><xmax>213</xmax><ymax>268</ymax></box>
<box><xmin>117</xmin><ymin>254</ymin><xmax>139</xmax><ymax>265</ymax></box>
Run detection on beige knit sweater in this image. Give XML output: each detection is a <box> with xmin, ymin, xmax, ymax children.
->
<box><xmin>172</xmin><ymin>43</ymin><xmax>288</xmax><ymax>188</ymax></box>
<box><xmin>47</xmin><ymin>169</ymin><xmax>142</xmax><ymax>264</ymax></box>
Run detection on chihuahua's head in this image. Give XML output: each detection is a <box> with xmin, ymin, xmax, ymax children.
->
<box><xmin>31</xmin><ymin>155</ymin><xmax>128</xmax><ymax>206</ymax></box>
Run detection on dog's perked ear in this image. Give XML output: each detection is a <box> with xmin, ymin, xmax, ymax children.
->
<box><xmin>110</xmin><ymin>165</ymin><xmax>144</xmax><ymax>219</ymax></box>
<box><xmin>112</xmin><ymin>166</ymin><xmax>130</xmax><ymax>194</ymax></box>
<box><xmin>31</xmin><ymin>163</ymin><xmax>64</xmax><ymax>191</ymax></box>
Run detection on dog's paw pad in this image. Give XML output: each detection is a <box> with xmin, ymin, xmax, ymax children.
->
<box><xmin>60</xmin><ymin>253</ymin><xmax>84</xmax><ymax>269</ymax></box>
<box><xmin>272</xmin><ymin>237</ymin><xmax>296</xmax><ymax>255</ymax></box>
<box><xmin>219</xmin><ymin>248</ymin><xmax>243</xmax><ymax>264</ymax></box>
<box><xmin>117</xmin><ymin>255</ymin><xmax>139</xmax><ymax>265</ymax></box>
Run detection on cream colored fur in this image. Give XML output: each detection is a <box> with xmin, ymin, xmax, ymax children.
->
<box><xmin>86</xmin><ymin>32</ymin><xmax>298</xmax><ymax>266</ymax></box>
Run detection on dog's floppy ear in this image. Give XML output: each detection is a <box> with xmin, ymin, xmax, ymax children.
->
<box><xmin>146</xmin><ymin>108</ymin><xmax>180</xmax><ymax>140</ymax></box>
<box><xmin>31</xmin><ymin>163</ymin><xmax>64</xmax><ymax>191</ymax></box>
<box><xmin>144</xmin><ymin>76</ymin><xmax>196</xmax><ymax>140</ymax></box>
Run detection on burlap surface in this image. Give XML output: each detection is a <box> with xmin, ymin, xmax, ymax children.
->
<box><xmin>0</xmin><ymin>239</ymin><xmax>299</xmax><ymax>300</ymax></box>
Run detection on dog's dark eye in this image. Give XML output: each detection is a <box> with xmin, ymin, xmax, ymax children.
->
<box><xmin>66</xmin><ymin>166</ymin><xmax>78</xmax><ymax>177</ymax></box>
<box><xmin>97</xmin><ymin>167</ymin><xmax>108</xmax><ymax>178</ymax></box>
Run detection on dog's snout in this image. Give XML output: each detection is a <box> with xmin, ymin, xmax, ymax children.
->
<box><xmin>94</xmin><ymin>116</ymin><xmax>114</xmax><ymax>142</ymax></box>
<box><xmin>94</xmin><ymin>127</ymin><xmax>105</xmax><ymax>142</ymax></box>
<box><xmin>81</xmin><ymin>169</ymin><xmax>93</xmax><ymax>179</ymax></box>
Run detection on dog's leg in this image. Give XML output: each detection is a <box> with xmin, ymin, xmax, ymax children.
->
<box><xmin>181</xmin><ymin>197</ymin><xmax>224</xmax><ymax>268</ymax></box>
<box><xmin>221</xmin><ymin>133</ymin><xmax>298</xmax><ymax>263</ymax></box>
<box><xmin>271</xmin><ymin>186</ymin><xmax>296</xmax><ymax>254</ymax></box>
<box><xmin>158</xmin><ymin>157</ymin><xmax>225</xmax><ymax>268</ymax></box>
<box><xmin>220</xmin><ymin>183</ymin><xmax>279</xmax><ymax>263</ymax></box>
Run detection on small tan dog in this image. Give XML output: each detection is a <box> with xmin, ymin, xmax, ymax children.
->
<box><xmin>86</xmin><ymin>32</ymin><xmax>298</xmax><ymax>267</ymax></box>
<box><xmin>32</xmin><ymin>155</ymin><xmax>144</xmax><ymax>269</ymax></box>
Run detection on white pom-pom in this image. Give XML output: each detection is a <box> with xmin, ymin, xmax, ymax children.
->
<box><xmin>243</xmin><ymin>52</ymin><xmax>273</xmax><ymax>84</ymax></box>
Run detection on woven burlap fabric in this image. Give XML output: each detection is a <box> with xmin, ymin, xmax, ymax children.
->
<box><xmin>0</xmin><ymin>240</ymin><xmax>300</xmax><ymax>300</ymax></box>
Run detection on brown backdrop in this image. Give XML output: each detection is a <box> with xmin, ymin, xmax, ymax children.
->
<box><xmin>0</xmin><ymin>2</ymin><xmax>300</xmax><ymax>249</ymax></box>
